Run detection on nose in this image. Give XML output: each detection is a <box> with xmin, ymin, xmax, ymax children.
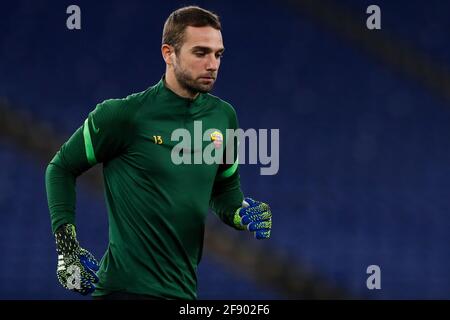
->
<box><xmin>206</xmin><ymin>54</ymin><xmax>219</xmax><ymax>71</ymax></box>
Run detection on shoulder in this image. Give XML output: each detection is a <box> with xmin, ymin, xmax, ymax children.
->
<box><xmin>204</xmin><ymin>93</ymin><xmax>238</xmax><ymax>121</ymax></box>
<box><xmin>97</xmin><ymin>86</ymin><xmax>152</xmax><ymax>110</ymax></box>
<box><xmin>93</xmin><ymin>86</ymin><xmax>155</xmax><ymax>120</ymax></box>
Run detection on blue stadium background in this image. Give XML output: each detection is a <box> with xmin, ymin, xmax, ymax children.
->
<box><xmin>1</xmin><ymin>0</ymin><xmax>450</xmax><ymax>299</ymax></box>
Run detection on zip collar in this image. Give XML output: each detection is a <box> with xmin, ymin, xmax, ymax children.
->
<box><xmin>157</xmin><ymin>75</ymin><xmax>205</xmax><ymax>107</ymax></box>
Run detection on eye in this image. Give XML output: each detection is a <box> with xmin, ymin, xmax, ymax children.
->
<box><xmin>194</xmin><ymin>51</ymin><xmax>206</xmax><ymax>57</ymax></box>
<box><xmin>216</xmin><ymin>52</ymin><xmax>224</xmax><ymax>59</ymax></box>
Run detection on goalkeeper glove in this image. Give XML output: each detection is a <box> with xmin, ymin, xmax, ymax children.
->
<box><xmin>55</xmin><ymin>224</ymin><xmax>99</xmax><ymax>295</ymax></box>
<box><xmin>233</xmin><ymin>197</ymin><xmax>272</xmax><ymax>239</ymax></box>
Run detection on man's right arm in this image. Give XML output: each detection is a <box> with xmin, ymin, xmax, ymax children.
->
<box><xmin>45</xmin><ymin>97</ymin><xmax>134</xmax><ymax>294</ymax></box>
<box><xmin>45</xmin><ymin>98</ymin><xmax>134</xmax><ymax>233</ymax></box>
<box><xmin>45</xmin><ymin>126</ymin><xmax>92</xmax><ymax>234</ymax></box>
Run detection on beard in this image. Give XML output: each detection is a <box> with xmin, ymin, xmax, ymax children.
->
<box><xmin>173</xmin><ymin>60</ymin><xmax>216</xmax><ymax>95</ymax></box>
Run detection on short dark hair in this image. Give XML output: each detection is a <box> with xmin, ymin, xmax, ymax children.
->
<box><xmin>162</xmin><ymin>6</ymin><xmax>221</xmax><ymax>53</ymax></box>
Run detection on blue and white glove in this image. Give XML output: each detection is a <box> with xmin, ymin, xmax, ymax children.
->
<box><xmin>55</xmin><ymin>224</ymin><xmax>99</xmax><ymax>295</ymax></box>
<box><xmin>233</xmin><ymin>197</ymin><xmax>272</xmax><ymax>239</ymax></box>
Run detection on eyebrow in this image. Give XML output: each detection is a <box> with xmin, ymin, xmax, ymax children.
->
<box><xmin>191</xmin><ymin>46</ymin><xmax>225</xmax><ymax>53</ymax></box>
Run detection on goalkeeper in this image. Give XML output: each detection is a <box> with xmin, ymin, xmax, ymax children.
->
<box><xmin>45</xmin><ymin>6</ymin><xmax>272</xmax><ymax>300</ymax></box>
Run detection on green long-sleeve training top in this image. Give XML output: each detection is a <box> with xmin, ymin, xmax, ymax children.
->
<box><xmin>45</xmin><ymin>77</ymin><xmax>244</xmax><ymax>299</ymax></box>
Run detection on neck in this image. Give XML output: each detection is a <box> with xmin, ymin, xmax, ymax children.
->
<box><xmin>165</xmin><ymin>70</ymin><xmax>199</xmax><ymax>100</ymax></box>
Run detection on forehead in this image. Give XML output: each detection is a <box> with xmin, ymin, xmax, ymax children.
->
<box><xmin>182</xmin><ymin>26</ymin><xmax>223</xmax><ymax>50</ymax></box>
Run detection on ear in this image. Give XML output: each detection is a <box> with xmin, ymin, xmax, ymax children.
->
<box><xmin>161</xmin><ymin>44</ymin><xmax>174</xmax><ymax>65</ymax></box>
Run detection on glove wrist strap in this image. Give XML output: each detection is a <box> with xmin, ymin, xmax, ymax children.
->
<box><xmin>233</xmin><ymin>208</ymin><xmax>246</xmax><ymax>230</ymax></box>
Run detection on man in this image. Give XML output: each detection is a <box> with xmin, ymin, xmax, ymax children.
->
<box><xmin>45</xmin><ymin>6</ymin><xmax>272</xmax><ymax>300</ymax></box>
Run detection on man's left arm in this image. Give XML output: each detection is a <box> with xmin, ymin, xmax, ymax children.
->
<box><xmin>209</xmin><ymin>165</ymin><xmax>272</xmax><ymax>239</ymax></box>
<box><xmin>209</xmin><ymin>160</ymin><xmax>244</xmax><ymax>228</ymax></box>
<box><xmin>209</xmin><ymin>103</ymin><xmax>272</xmax><ymax>239</ymax></box>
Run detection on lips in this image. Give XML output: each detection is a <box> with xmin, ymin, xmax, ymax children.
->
<box><xmin>199</xmin><ymin>75</ymin><xmax>215</xmax><ymax>80</ymax></box>
<box><xmin>199</xmin><ymin>77</ymin><xmax>215</xmax><ymax>84</ymax></box>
